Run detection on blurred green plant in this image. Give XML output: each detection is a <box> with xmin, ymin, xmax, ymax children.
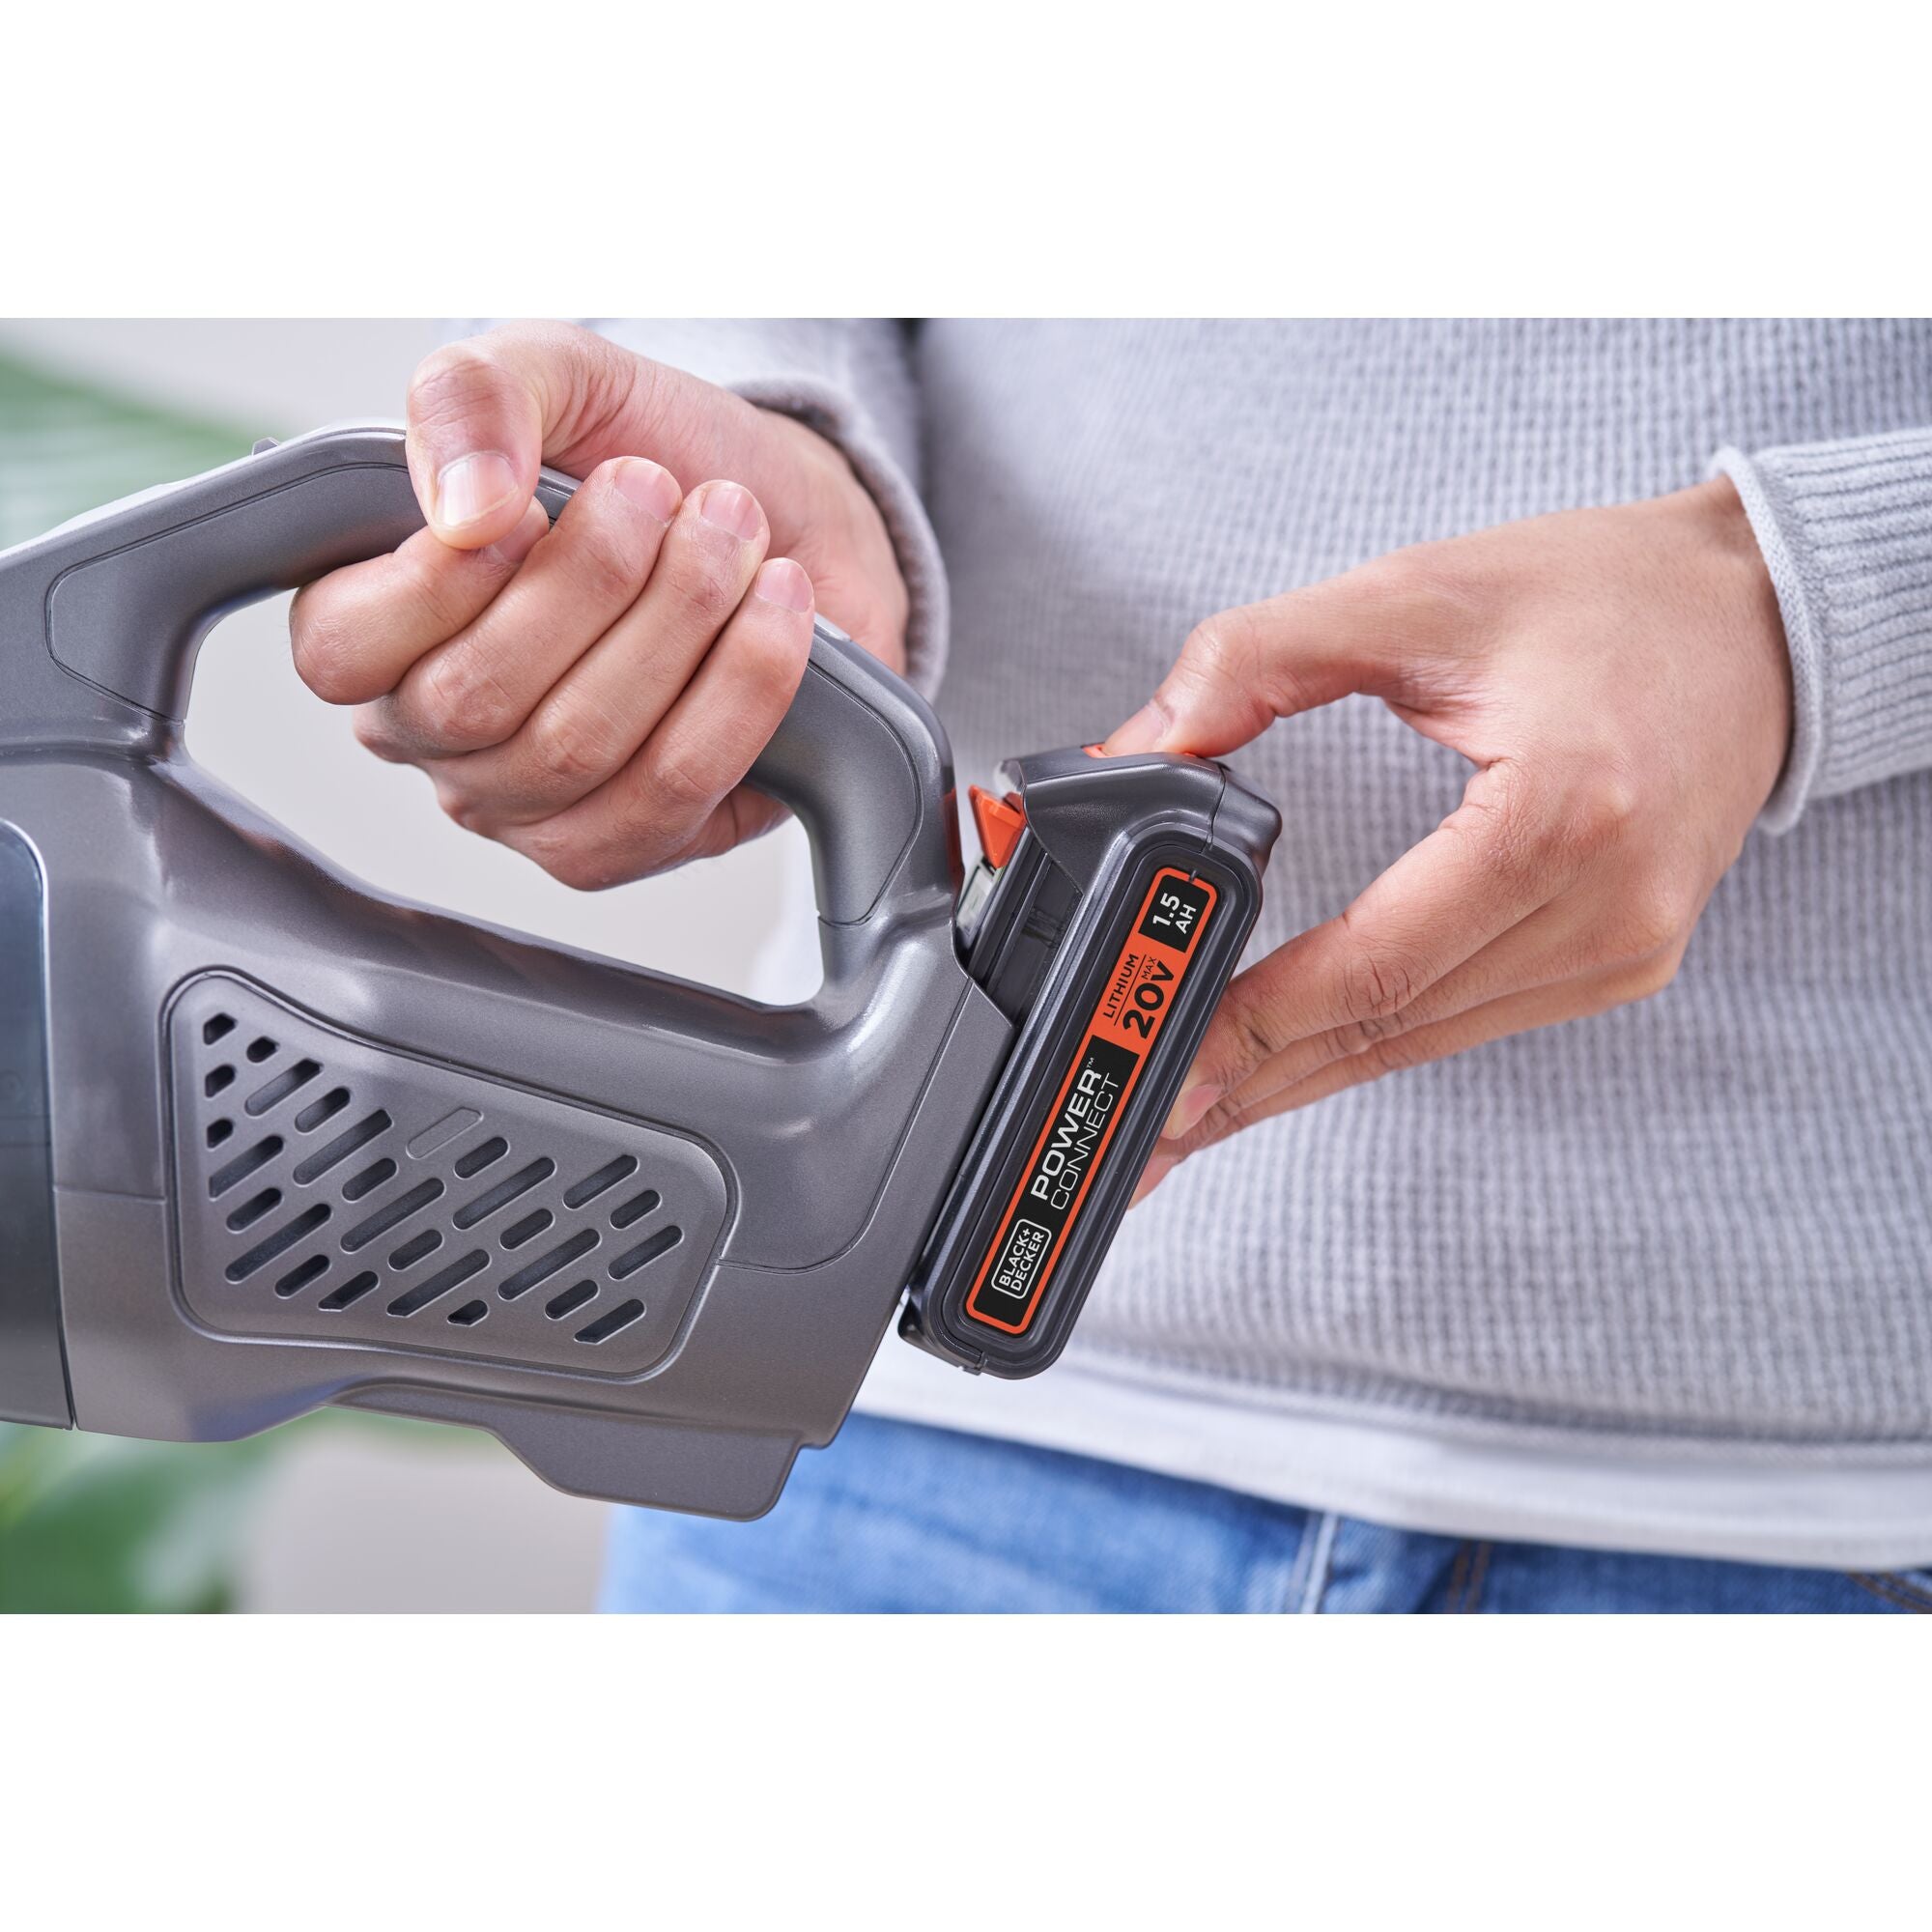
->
<box><xmin>1</xmin><ymin>347</ymin><xmax>285</xmax><ymax>1611</ymax></box>
<box><xmin>0</xmin><ymin>350</ymin><xmax>253</xmax><ymax>546</ymax></box>
<box><xmin>0</xmin><ymin>1423</ymin><xmax>285</xmax><ymax>1612</ymax></box>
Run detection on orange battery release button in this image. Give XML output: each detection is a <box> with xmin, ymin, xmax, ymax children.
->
<box><xmin>969</xmin><ymin>783</ymin><xmax>1028</xmax><ymax>868</ymax></box>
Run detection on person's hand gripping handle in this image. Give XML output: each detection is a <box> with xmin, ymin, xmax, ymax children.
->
<box><xmin>291</xmin><ymin>322</ymin><xmax>910</xmax><ymax>890</ymax></box>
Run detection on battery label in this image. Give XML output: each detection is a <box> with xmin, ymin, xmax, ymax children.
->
<box><xmin>966</xmin><ymin>866</ymin><xmax>1218</xmax><ymax>1335</ymax></box>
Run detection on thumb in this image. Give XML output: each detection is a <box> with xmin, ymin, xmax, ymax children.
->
<box><xmin>1102</xmin><ymin>582</ymin><xmax>1403</xmax><ymax>757</ymax></box>
<box><xmin>404</xmin><ymin>320</ymin><xmax>756</xmax><ymax>550</ymax></box>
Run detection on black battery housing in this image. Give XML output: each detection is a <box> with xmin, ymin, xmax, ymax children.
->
<box><xmin>902</xmin><ymin>746</ymin><xmax>1280</xmax><ymax>1377</ymax></box>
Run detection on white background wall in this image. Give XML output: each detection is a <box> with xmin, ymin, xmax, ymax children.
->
<box><xmin>0</xmin><ymin>320</ymin><xmax>819</xmax><ymax>1607</ymax></box>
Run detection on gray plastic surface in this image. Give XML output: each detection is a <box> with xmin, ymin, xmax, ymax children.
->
<box><xmin>0</xmin><ymin>423</ymin><xmax>1013</xmax><ymax>1517</ymax></box>
<box><xmin>170</xmin><ymin>974</ymin><xmax>730</xmax><ymax>1378</ymax></box>
<box><xmin>0</xmin><ymin>822</ymin><xmax>70</xmax><ymax>1427</ymax></box>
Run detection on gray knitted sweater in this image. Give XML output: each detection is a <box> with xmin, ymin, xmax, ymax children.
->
<box><xmin>595</xmin><ymin>320</ymin><xmax>1932</xmax><ymax>1566</ymax></box>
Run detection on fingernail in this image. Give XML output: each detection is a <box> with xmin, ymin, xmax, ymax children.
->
<box><xmin>488</xmin><ymin>503</ymin><xmax>548</xmax><ymax>567</ymax></box>
<box><xmin>1162</xmin><ymin>1079</ymin><xmax>1222</xmax><ymax>1142</ymax></box>
<box><xmin>698</xmin><ymin>481</ymin><xmax>761</xmax><ymax>542</ymax></box>
<box><xmin>753</xmin><ymin>557</ymin><xmax>813</xmax><ymax>613</ymax></box>
<box><xmin>434</xmin><ymin>451</ymin><xmax>520</xmax><ymax>533</ymax></box>
<box><xmin>1104</xmin><ymin>698</ymin><xmax>1172</xmax><ymax>755</ymax></box>
<box><xmin>1130</xmin><ymin>1152</ymin><xmax>1179</xmax><ymax>1208</ymax></box>
<box><xmin>615</xmin><ymin>458</ymin><xmax>681</xmax><ymax>525</ymax></box>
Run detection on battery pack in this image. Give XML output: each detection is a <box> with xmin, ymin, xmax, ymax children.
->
<box><xmin>903</xmin><ymin>744</ymin><xmax>1278</xmax><ymax>1376</ymax></box>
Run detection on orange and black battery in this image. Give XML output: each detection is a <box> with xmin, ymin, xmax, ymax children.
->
<box><xmin>965</xmin><ymin>866</ymin><xmax>1216</xmax><ymax>1337</ymax></box>
<box><xmin>902</xmin><ymin>746</ymin><xmax>1278</xmax><ymax>1378</ymax></box>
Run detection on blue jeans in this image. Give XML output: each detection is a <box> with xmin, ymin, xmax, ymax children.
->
<box><xmin>602</xmin><ymin>1413</ymin><xmax>1932</xmax><ymax>1613</ymax></box>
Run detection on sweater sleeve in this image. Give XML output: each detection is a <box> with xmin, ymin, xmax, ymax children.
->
<box><xmin>1713</xmin><ymin>428</ymin><xmax>1932</xmax><ymax>832</ymax></box>
<box><xmin>580</xmin><ymin>319</ymin><xmax>949</xmax><ymax>698</ymax></box>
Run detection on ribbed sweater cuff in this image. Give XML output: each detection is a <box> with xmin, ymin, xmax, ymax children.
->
<box><xmin>1714</xmin><ymin>428</ymin><xmax>1932</xmax><ymax>832</ymax></box>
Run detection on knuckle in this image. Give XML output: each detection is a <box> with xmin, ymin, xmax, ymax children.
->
<box><xmin>644</xmin><ymin>746</ymin><xmax>724</xmax><ymax>819</ymax></box>
<box><xmin>433</xmin><ymin>782</ymin><xmax>490</xmax><ymax>837</ymax></box>
<box><xmin>409</xmin><ymin>341</ymin><xmax>504</xmax><ymax>436</ymax></box>
<box><xmin>1459</xmin><ymin>760</ymin><xmax>1552</xmax><ymax>895</ymax></box>
<box><xmin>1220</xmin><ymin>986</ymin><xmax>1287</xmax><ymax>1078</ymax></box>
<box><xmin>414</xmin><ymin>648</ymin><xmax>517</xmax><ymax>749</ymax></box>
<box><xmin>549</xmin><ymin>849</ymin><xmax>615</xmax><ymax>893</ymax></box>
<box><xmin>1179</xmin><ymin>609</ymin><xmax>1246</xmax><ymax>677</ymax></box>
<box><xmin>1614</xmin><ymin>879</ymin><xmax>1696</xmax><ymax>963</ymax></box>
<box><xmin>527</xmin><ymin>700</ymin><xmax>623</xmax><ymax>787</ymax></box>
<box><xmin>574</xmin><ymin>480</ymin><xmax>653</xmax><ymax>605</ymax></box>
<box><xmin>1339</xmin><ymin>938</ymin><xmax>1418</xmax><ymax>1027</ymax></box>
<box><xmin>404</xmin><ymin>535</ymin><xmax>504</xmax><ymax>631</ymax></box>
<box><xmin>1174</xmin><ymin>607</ymin><xmax>1282</xmax><ymax>712</ymax></box>
<box><xmin>1360</xmin><ymin>1034</ymin><xmax>1425</xmax><ymax>1080</ymax></box>
<box><xmin>1565</xmin><ymin>768</ymin><xmax>1644</xmax><ymax>862</ymax></box>
<box><xmin>1346</xmin><ymin>1006</ymin><xmax>1409</xmax><ymax>1052</ymax></box>
<box><xmin>350</xmin><ymin>705</ymin><xmax>402</xmax><ymax>760</ymax></box>
<box><xmin>1181</xmin><ymin>1094</ymin><xmax>1245</xmax><ymax>1154</ymax></box>
<box><xmin>1475</xmin><ymin>754</ymin><xmax>1541</xmax><ymax>839</ymax></box>
<box><xmin>669</xmin><ymin>535</ymin><xmax>751</xmax><ymax>617</ymax></box>
<box><xmin>546</xmin><ymin>325</ymin><xmax>652</xmax><ymax>455</ymax></box>
<box><xmin>582</xmin><ymin>543</ymin><xmax>643</xmax><ymax>611</ymax></box>
<box><xmin>1616</xmin><ymin>945</ymin><xmax>1684</xmax><ymax>1004</ymax></box>
<box><xmin>514</xmin><ymin>821</ymin><xmax>622</xmax><ymax>893</ymax></box>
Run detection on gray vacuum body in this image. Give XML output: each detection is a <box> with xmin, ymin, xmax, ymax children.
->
<box><xmin>0</xmin><ymin>424</ymin><xmax>1010</xmax><ymax>1518</ymax></box>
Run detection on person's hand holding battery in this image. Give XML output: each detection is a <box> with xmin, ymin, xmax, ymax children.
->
<box><xmin>289</xmin><ymin>323</ymin><xmax>907</xmax><ymax>888</ymax></box>
<box><xmin>1108</xmin><ymin>480</ymin><xmax>1793</xmax><ymax>1201</ymax></box>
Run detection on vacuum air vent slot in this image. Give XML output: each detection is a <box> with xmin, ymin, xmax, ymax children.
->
<box><xmin>611</xmin><ymin>1226</ymin><xmax>681</xmax><ymax>1279</ymax></box>
<box><xmin>319</xmin><ymin>1270</ymin><xmax>379</xmax><ymax>1311</ymax></box>
<box><xmin>293</xmin><ymin>1110</ymin><xmax>391</xmax><ymax>1183</ymax></box>
<box><xmin>453</xmin><ymin>1157</ymin><xmax>553</xmax><ymax>1230</ymax></box>
<box><xmin>499</xmin><ymin>1229</ymin><xmax>598</xmax><ymax>1300</ymax></box>
<box><xmin>611</xmin><ymin>1188</ymin><xmax>661</xmax><ymax>1230</ymax></box>
<box><xmin>245</xmin><ymin>1057</ymin><xmax>320</xmax><ymax>1116</ymax></box>
<box><xmin>501</xmin><ymin>1208</ymin><xmax>552</xmax><ymax>1250</ymax></box>
<box><xmin>225</xmin><ymin>1186</ymin><xmax>281</xmax><ymax>1233</ymax></box>
<box><xmin>296</xmin><ymin>1086</ymin><xmax>350</xmax><ymax>1132</ymax></box>
<box><xmin>226</xmin><ymin>1204</ymin><xmax>330</xmax><ymax>1281</ymax></box>
<box><xmin>545</xmin><ymin>1281</ymin><xmax>597</xmax><ymax>1321</ymax></box>
<box><xmin>275</xmin><ymin>1255</ymin><xmax>328</xmax><ymax>1299</ymax></box>
<box><xmin>388</xmin><ymin>1228</ymin><xmax>442</xmax><ymax>1270</ymax></box>
<box><xmin>565</xmin><ymin>1155</ymin><xmax>637</xmax><ymax>1208</ymax></box>
<box><xmin>171</xmin><ymin>975</ymin><xmax>724</xmax><ymax>1377</ymax></box>
<box><xmin>342</xmin><ymin>1178</ymin><xmax>443</xmax><ymax>1252</ymax></box>
<box><xmin>453</xmin><ymin>1136</ymin><xmax>508</xmax><ymax>1178</ymax></box>
<box><xmin>342</xmin><ymin>1156</ymin><xmax>396</xmax><ymax>1201</ymax></box>
<box><xmin>209</xmin><ymin>1133</ymin><xmax>282</xmax><ymax>1197</ymax></box>
<box><xmin>386</xmin><ymin>1249</ymin><xmax>486</xmax><ymax>1317</ymax></box>
<box><xmin>577</xmin><ymin>1298</ymin><xmax>646</xmax><ymax>1345</ymax></box>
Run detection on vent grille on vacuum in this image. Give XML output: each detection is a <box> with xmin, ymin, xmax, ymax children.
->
<box><xmin>170</xmin><ymin>976</ymin><xmax>728</xmax><ymax>1377</ymax></box>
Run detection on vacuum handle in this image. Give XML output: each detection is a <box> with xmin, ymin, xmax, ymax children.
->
<box><xmin>35</xmin><ymin>423</ymin><xmax>954</xmax><ymax>930</ymax></box>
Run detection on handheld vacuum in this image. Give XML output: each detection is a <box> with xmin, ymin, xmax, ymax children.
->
<box><xmin>0</xmin><ymin>425</ymin><xmax>1278</xmax><ymax>1517</ymax></box>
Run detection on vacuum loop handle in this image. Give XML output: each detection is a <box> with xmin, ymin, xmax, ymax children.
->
<box><xmin>34</xmin><ymin>423</ymin><xmax>956</xmax><ymax>931</ymax></box>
